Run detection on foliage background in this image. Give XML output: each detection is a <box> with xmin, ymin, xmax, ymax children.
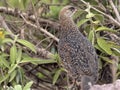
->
<box><xmin>0</xmin><ymin>0</ymin><xmax>120</xmax><ymax>90</ymax></box>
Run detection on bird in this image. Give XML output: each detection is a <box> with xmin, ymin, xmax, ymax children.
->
<box><xmin>58</xmin><ymin>5</ymin><xmax>98</xmax><ymax>90</ymax></box>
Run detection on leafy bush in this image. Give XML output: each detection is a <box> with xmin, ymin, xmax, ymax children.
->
<box><xmin>0</xmin><ymin>0</ymin><xmax>120</xmax><ymax>89</ymax></box>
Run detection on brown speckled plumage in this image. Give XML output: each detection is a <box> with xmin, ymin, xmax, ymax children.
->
<box><xmin>58</xmin><ymin>6</ymin><xmax>98</xmax><ymax>90</ymax></box>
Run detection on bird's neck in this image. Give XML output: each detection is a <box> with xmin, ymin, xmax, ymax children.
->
<box><xmin>60</xmin><ymin>17</ymin><xmax>77</xmax><ymax>32</ymax></box>
<box><xmin>59</xmin><ymin>17</ymin><xmax>78</xmax><ymax>37</ymax></box>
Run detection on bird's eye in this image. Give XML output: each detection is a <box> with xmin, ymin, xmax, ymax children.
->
<box><xmin>69</xmin><ymin>6</ymin><xmax>75</xmax><ymax>12</ymax></box>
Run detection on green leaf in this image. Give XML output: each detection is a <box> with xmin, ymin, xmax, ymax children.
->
<box><xmin>111</xmin><ymin>48</ymin><xmax>120</xmax><ymax>56</ymax></box>
<box><xmin>100</xmin><ymin>56</ymin><xmax>113</xmax><ymax>64</ymax></box>
<box><xmin>95</xmin><ymin>14</ymin><xmax>104</xmax><ymax>23</ymax></box>
<box><xmin>86</xmin><ymin>12</ymin><xmax>95</xmax><ymax>18</ymax></box>
<box><xmin>2</xmin><ymin>38</ymin><xmax>13</xmax><ymax>44</ymax></box>
<box><xmin>0</xmin><ymin>56</ymin><xmax>9</xmax><ymax>68</ymax></box>
<box><xmin>16</xmin><ymin>67</ymin><xmax>23</xmax><ymax>84</ymax></box>
<box><xmin>77</xmin><ymin>19</ymin><xmax>89</xmax><ymax>27</ymax></box>
<box><xmin>10</xmin><ymin>45</ymin><xmax>17</xmax><ymax>64</ymax></box>
<box><xmin>88</xmin><ymin>30</ymin><xmax>95</xmax><ymax>45</ymax></box>
<box><xmin>116</xmin><ymin>71</ymin><xmax>120</xmax><ymax>77</ymax></box>
<box><xmin>53</xmin><ymin>68</ymin><xmax>62</xmax><ymax>85</ymax></box>
<box><xmin>17</xmin><ymin>39</ymin><xmax>36</xmax><ymax>53</ymax></box>
<box><xmin>14</xmin><ymin>85</ymin><xmax>22</xmax><ymax>90</ymax></box>
<box><xmin>23</xmin><ymin>81</ymin><xmax>33</xmax><ymax>90</ymax></box>
<box><xmin>16</xmin><ymin>48</ymin><xmax>22</xmax><ymax>63</ymax></box>
<box><xmin>37</xmin><ymin>72</ymin><xmax>46</xmax><ymax>79</ymax></box>
<box><xmin>9</xmin><ymin>70</ymin><xmax>17</xmax><ymax>82</ymax></box>
<box><xmin>96</xmin><ymin>26</ymin><xmax>117</xmax><ymax>33</ymax></box>
<box><xmin>92</xmin><ymin>20</ymin><xmax>100</xmax><ymax>24</ymax></box>
<box><xmin>20</xmin><ymin>58</ymin><xmax>56</xmax><ymax>64</ymax></box>
<box><xmin>6</xmin><ymin>86</ymin><xmax>15</xmax><ymax>90</ymax></box>
<box><xmin>0</xmin><ymin>74</ymin><xmax>9</xmax><ymax>84</ymax></box>
<box><xmin>53</xmin><ymin>53</ymin><xmax>61</xmax><ymax>64</ymax></box>
<box><xmin>97</xmin><ymin>37</ymin><xmax>112</xmax><ymax>55</ymax></box>
<box><xmin>95</xmin><ymin>44</ymin><xmax>105</xmax><ymax>53</ymax></box>
<box><xmin>8</xmin><ymin>64</ymin><xmax>18</xmax><ymax>74</ymax></box>
<box><xmin>22</xmin><ymin>0</ymin><xmax>28</xmax><ymax>8</ymax></box>
<box><xmin>118</xmin><ymin>64</ymin><xmax>120</xmax><ymax>70</ymax></box>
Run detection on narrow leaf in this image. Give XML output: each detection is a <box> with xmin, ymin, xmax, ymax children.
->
<box><xmin>100</xmin><ymin>56</ymin><xmax>113</xmax><ymax>64</ymax></box>
<box><xmin>0</xmin><ymin>56</ymin><xmax>9</xmax><ymax>68</ymax></box>
<box><xmin>94</xmin><ymin>44</ymin><xmax>105</xmax><ymax>53</ymax></box>
<box><xmin>111</xmin><ymin>48</ymin><xmax>120</xmax><ymax>56</ymax></box>
<box><xmin>118</xmin><ymin>64</ymin><xmax>120</xmax><ymax>70</ymax></box>
<box><xmin>20</xmin><ymin>58</ymin><xmax>56</xmax><ymax>64</ymax></box>
<box><xmin>0</xmin><ymin>74</ymin><xmax>9</xmax><ymax>84</ymax></box>
<box><xmin>23</xmin><ymin>81</ymin><xmax>33</xmax><ymax>90</ymax></box>
<box><xmin>77</xmin><ymin>19</ymin><xmax>89</xmax><ymax>27</ymax></box>
<box><xmin>17</xmin><ymin>39</ymin><xmax>36</xmax><ymax>53</ymax></box>
<box><xmin>14</xmin><ymin>85</ymin><xmax>22</xmax><ymax>90</ymax></box>
<box><xmin>10</xmin><ymin>45</ymin><xmax>17</xmax><ymax>64</ymax></box>
<box><xmin>37</xmin><ymin>72</ymin><xmax>46</xmax><ymax>79</ymax></box>
<box><xmin>53</xmin><ymin>69</ymin><xmax>62</xmax><ymax>85</ymax></box>
<box><xmin>86</xmin><ymin>12</ymin><xmax>95</xmax><ymax>18</ymax></box>
<box><xmin>97</xmin><ymin>38</ymin><xmax>112</xmax><ymax>55</ymax></box>
<box><xmin>96</xmin><ymin>26</ymin><xmax>117</xmax><ymax>33</ymax></box>
<box><xmin>95</xmin><ymin>14</ymin><xmax>104</xmax><ymax>22</ymax></box>
<box><xmin>2</xmin><ymin>38</ymin><xmax>13</xmax><ymax>44</ymax></box>
<box><xmin>16</xmin><ymin>48</ymin><xmax>22</xmax><ymax>63</ymax></box>
<box><xmin>8</xmin><ymin>64</ymin><xmax>18</xmax><ymax>74</ymax></box>
<box><xmin>88</xmin><ymin>30</ymin><xmax>94</xmax><ymax>45</ymax></box>
<box><xmin>9</xmin><ymin>70</ymin><xmax>17</xmax><ymax>82</ymax></box>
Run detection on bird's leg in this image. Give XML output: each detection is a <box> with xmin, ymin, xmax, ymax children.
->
<box><xmin>75</xmin><ymin>77</ymin><xmax>81</xmax><ymax>90</ymax></box>
<box><xmin>66</xmin><ymin>74</ymin><xmax>77</xmax><ymax>90</ymax></box>
<box><xmin>66</xmin><ymin>73</ymin><xmax>70</xmax><ymax>90</ymax></box>
<box><xmin>68</xmin><ymin>77</ymin><xmax>81</xmax><ymax>90</ymax></box>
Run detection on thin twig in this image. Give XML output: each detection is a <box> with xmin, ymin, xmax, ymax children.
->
<box><xmin>0</xmin><ymin>14</ymin><xmax>54</xmax><ymax>59</ymax></box>
<box><xmin>0</xmin><ymin>6</ymin><xmax>60</xmax><ymax>30</ymax></box>
<box><xmin>81</xmin><ymin>0</ymin><xmax>120</xmax><ymax>27</ymax></box>
<box><xmin>20</xmin><ymin>14</ymin><xmax>59</xmax><ymax>42</ymax></box>
<box><xmin>0</xmin><ymin>6</ymin><xmax>59</xmax><ymax>42</ymax></box>
<box><xmin>0</xmin><ymin>15</ymin><xmax>14</xmax><ymax>37</ymax></box>
<box><xmin>109</xmin><ymin>0</ymin><xmax>120</xmax><ymax>23</ymax></box>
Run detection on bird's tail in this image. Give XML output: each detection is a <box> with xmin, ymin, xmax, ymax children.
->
<box><xmin>81</xmin><ymin>75</ymin><xmax>95</xmax><ymax>90</ymax></box>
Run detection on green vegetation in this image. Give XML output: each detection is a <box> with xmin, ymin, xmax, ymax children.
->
<box><xmin>0</xmin><ymin>0</ymin><xmax>120</xmax><ymax>89</ymax></box>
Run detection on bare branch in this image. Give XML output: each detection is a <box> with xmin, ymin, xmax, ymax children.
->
<box><xmin>0</xmin><ymin>6</ymin><xmax>59</xmax><ymax>42</ymax></box>
<box><xmin>81</xmin><ymin>0</ymin><xmax>120</xmax><ymax>27</ymax></box>
<box><xmin>0</xmin><ymin>15</ymin><xmax>14</xmax><ymax>37</ymax></box>
<box><xmin>36</xmin><ymin>47</ymin><xmax>54</xmax><ymax>59</ymax></box>
<box><xmin>20</xmin><ymin>14</ymin><xmax>59</xmax><ymax>42</ymax></box>
<box><xmin>0</xmin><ymin>14</ymin><xmax>54</xmax><ymax>59</ymax></box>
<box><xmin>0</xmin><ymin>6</ymin><xmax>60</xmax><ymax>30</ymax></box>
<box><xmin>109</xmin><ymin>0</ymin><xmax>120</xmax><ymax>23</ymax></box>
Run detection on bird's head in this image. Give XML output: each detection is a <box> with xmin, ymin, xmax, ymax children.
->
<box><xmin>59</xmin><ymin>5</ymin><xmax>77</xmax><ymax>20</ymax></box>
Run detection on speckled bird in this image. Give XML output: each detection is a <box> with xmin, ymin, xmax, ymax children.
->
<box><xmin>58</xmin><ymin>5</ymin><xmax>98</xmax><ymax>90</ymax></box>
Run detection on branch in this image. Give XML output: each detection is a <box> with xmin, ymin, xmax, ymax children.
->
<box><xmin>0</xmin><ymin>15</ymin><xmax>14</xmax><ymax>37</ymax></box>
<box><xmin>109</xmin><ymin>0</ymin><xmax>120</xmax><ymax>23</ymax></box>
<box><xmin>0</xmin><ymin>15</ymin><xmax>54</xmax><ymax>59</ymax></box>
<box><xmin>81</xmin><ymin>0</ymin><xmax>120</xmax><ymax>27</ymax></box>
<box><xmin>20</xmin><ymin>14</ymin><xmax>59</xmax><ymax>42</ymax></box>
<box><xmin>0</xmin><ymin>6</ymin><xmax>60</xmax><ymax>30</ymax></box>
<box><xmin>36</xmin><ymin>47</ymin><xmax>54</xmax><ymax>59</ymax></box>
<box><xmin>0</xmin><ymin>6</ymin><xmax>59</xmax><ymax>42</ymax></box>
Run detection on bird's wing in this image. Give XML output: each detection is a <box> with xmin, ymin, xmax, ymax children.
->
<box><xmin>59</xmin><ymin>40</ymin><xmax>92</xmax><ymax>76</ymax></box>
<box><xmin>66</xmin><ymin>32</ymin><xmax>98</xmax><ymax>76</ymax></box>
<box><xmin>58</xmin><ymin>42</ymin><xmax>79</xmax><ymax>77</ymax></box>
<box><xmin>58</xmin><ymin>30</ymin><xmax>98</xmax><ymax>76</ymax></box>
<box><xmin>68</xmin><ymin>42</ymin><xmax>92</xmax><ymax>75</ymax></box>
